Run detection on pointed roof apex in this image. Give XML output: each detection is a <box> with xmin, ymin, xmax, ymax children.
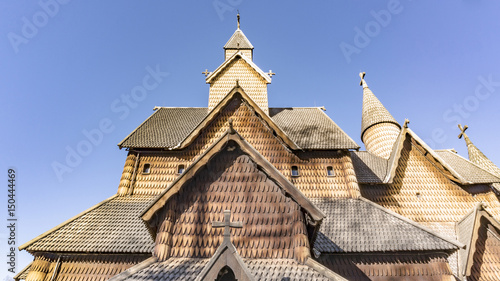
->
<box><xmin>360</xmin><ymin>72</ymin><xmax>400</xmax><ymax>138</ymax></box>
<box><xmin>224</xmin><ymin>27</ymin><xmax>254</xmax><ymax>49</ymax></box>
<box><xmin>458</xmin><ymin>124</ymin><xmax>500</xmax><ymax>177</ymax></box>
<box><xmin>359</xmin><ymin>72</ymin><xmax>368</xmax><ymax>88</ymax></box>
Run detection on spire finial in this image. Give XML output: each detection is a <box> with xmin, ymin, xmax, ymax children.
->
<box><xmin>359</xmin><ymin>72</ymin><xmax>368</xmax><ymax>88</ymax></box>
<box><xmin>458</xmin><ymin>124</ymin><xmax>468</xmax><ymax>139</ymax></box>
<box><xmin>237</xmin><ymin>10</ymin><xmax>240</xmax><ymax>29</ymax></box>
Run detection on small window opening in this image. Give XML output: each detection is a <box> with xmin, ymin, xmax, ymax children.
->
<box><xmin>143</xmin><ymin>163</ymin><xmax>151</xmax><ymax>174</ymax></box>
<box><xmin>327</xmin><ymin>166</ymin><xmax>335</xmax><ymax>177</ymax></box>
<box><xmin>291</xmin><ymin>166</ymin><xmax>299</xmax><ymax>177</ymax></box>
<box><xmin>177</xmin><ymin>164</ymin><xmax>185</xmax><ymax>174</ymax></box>
<box><xmin>216</xmin><ymin>266</ymin><xmax>236</xmax><ymax>281</ymax></box>
<box><xmin>416</xmin><ymin>192</ymin><xmax>421</xmax><ymax>199</ymax></box>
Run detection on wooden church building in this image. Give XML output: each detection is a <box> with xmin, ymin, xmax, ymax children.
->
<box><xmin>16</xmin><ymin>16</ymin><xmax>500</xmax><ymax>281</ymax></box>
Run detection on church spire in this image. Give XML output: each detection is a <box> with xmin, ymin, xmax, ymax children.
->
<box><xmin>223</xmin><ymin>12</ymin><xmax>253</xmax><ymax>60</ymax></box>
<box><xmin>360</xmin><ymin>72</ymin><xmax>401</xmax><ymax>159</ymax></box>
<box><xmin>458</xmin><ymin>124</ymin><xmax>500</xmax><ymax>177</ymax></box>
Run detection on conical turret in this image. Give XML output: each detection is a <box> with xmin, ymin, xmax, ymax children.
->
<box><xmin>458</xmin><ymin>124</ymin><xmax>500</xmax><ymax>177</ymax></box>
<box><xmin>360</xmin><ymin>72</ymin><xmax>401</xmax><ymax>159</ymax></box>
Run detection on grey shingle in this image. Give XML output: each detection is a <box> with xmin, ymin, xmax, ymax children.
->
<box><xmin>350</xmin><ymin>151</ymin><xmax>387</xmax><ymax>183</ymax></box>
<box><xmin>118</xmin><ymin>108</ymin><xmax>208</xmax><ymax>148</ymax></box>
<box><xmin>23</xmin><ymin>196</ymin><xmax>155</xmax><ymax>253</ymax></box>
<box><xmin>119</xmin><ymin>107</ymin><xmax>359</xmax><ymax>150</ymax></box>
<box><xmin>312</xmin><ymin>198</ymin><xmax>460</xmax><ymax>253</ymax></box>
<box><xmin>224</xmin><ymin>29</ymin><xmax>254</xmax><ymax>49</ymax></box>
<box><xmin>435</xmin><ymin>150</ymin><xmax>500</xmax><ymax>184</ymax></box>
<box><xmin>120</xmin><ymin>258</ymin><xmax>335</xmax><ymax>281</ymax></box>
<box><xmin>269</xmin><ymin>108</ymin><xmax>359</xmax><ymax>150</ymax></box>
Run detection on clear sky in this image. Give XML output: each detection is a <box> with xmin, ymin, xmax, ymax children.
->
<box><xmin>2</xmin><ymin>0</ymin><xmax>500</xmax><ymax>276</ymax></box>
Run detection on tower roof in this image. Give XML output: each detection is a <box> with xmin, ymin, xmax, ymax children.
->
<box><xmin>360</xmin><ymin>72</ymin><xmax>400</xmax><ymax>138</ymax></box>
<box><xmin>224</xmin><ymin>29</ymin><xmax>254</xmax><ymax>49</ymax></box>
<box><xmin>458</xmin><ymin>124</ymin><xmax>500</xmax><ymax>177</ymax></box>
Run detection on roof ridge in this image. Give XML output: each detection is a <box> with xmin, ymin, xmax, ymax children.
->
<box><xmin>118</xmin><ymin>109</ymin><xmax>161</xmax><ymax>149</ymax></box>
<box><xmin>317</xmin><ymin>108</ymin><xmax>359</xmax><ymax>150</ymax></box>
<box><xmin>358</xmin><ymin>197</ymin><xmax>464</xmax><ymax>248</ymax></box>
<box><xmin>172</xmin><ymin>86</ymin><xmax>300</xmax><ymax>150</ymax></box>
<box><xmin>438</xmin><ymin>150</ymin><xmax>500</xmax><ymax>183</ymax></box>
<box><xmin>19</xmin><ymin>194</ymin><xmax>118</xmax><ymax>251</ymax></box>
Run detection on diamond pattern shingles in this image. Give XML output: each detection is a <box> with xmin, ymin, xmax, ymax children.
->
<box><xmin>269</xmin><ymin>108</ymin><xmax>359</xmax><ymax>150</ymax></box>
<box><xmin>224</xmin><ymin>29</ymin><xmax>254</xmax><ymax>49</ymax></box>
<box><xmin>120</xmin><ymin>258</ymin><xmax>335</xmax><ymax>281</ymax></box>
<box><xmin>119</xmin><ymin>107</ymin><xmax>359</xmax><ymax>150</ymax></box>
<box><xmin>24</xmin><ymin>196</ymin><xmax>155</xmax><ymax>253</ymax></box>
<box><xmin>312</xmin><ymin>198</ymin><xmax>459</xmax><ymax>253</ymax></box>
<box><xmin>118</xmin><ymin>108</ymin><xmax>208</xmax><ymax>148</ymax></box>
<box><xmin>435</xmin><ymin>150</ymin><xmax>500</xmax><ymax>184</ymax></box>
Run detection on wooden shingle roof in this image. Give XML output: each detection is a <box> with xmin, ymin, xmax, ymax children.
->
<box><xmin>20</xmin><ymin>195</ymin><xmax>155</xmax><ymax>253</ymax></box>
<box><xmin>224</xmin><ymin>29</ymin><xmax>254</xmax><ymax>49</ymax></box>
<box><xmin>312</xmin><ymin>198</ymin><xmax>462</xmax><ymax>253</ymax></box>
<box><xmin>118</xmin><ymin>105</ymin><xmax>359</xmax><ymax>150</ymax></box>
<box><xmin>111</xmin><ymin>258</ymin><xmax>344</xmax><ymax>281</ymax></box>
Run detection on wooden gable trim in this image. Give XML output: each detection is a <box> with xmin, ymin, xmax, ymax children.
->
<box><xmin>205</xmin><ymin>51</ymin><xmax>271</xmax><ymax>84</ymax></box>
<box><xmin>173</xmin><ymin>85</ymin><xmax>300</xmax><ymax>150</ymax></box>
<box><xmin>195</xmin><ymin>241</ymin><xmax>255</xmax><ymax>281</ymax></box>
<box><xmin>141</xmin><ymin>129</ymin><xmax>325</xmax><ymax>226</ymax></box>
<box><xmin>458</xmin><ymin>203</ymin><xmax>500</xmax><ymax>277</ymax></box>
<box><xmin>384</xmin><ymin>127</ymin><xmax>469</xmax><ymax>185</ymax></box>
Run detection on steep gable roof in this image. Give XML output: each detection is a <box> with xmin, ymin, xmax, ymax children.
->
<box><xmin>269</xmin><ymin>108</ymin><xmax>359</xmax><ymax>150</ymax></box>
<box><xmin>141</xmin><ymin>128</ymin><xmax>325</xmax><ymax>224</ymax></box>
<box><xmin>457</xmin><ymin>203</ymin><xmax>500</xmax><ymax>278</ymax></box>
<box><xmin>206</xmin><ymin>51</ymin><xmax>271</xmax><ymax>84</ymax></box>
<box><xmin>224</xmin><ymin>29</ymin><xmax>254</xmax><ymax>49</ymax></box>
<box><xmin>384</xmin><ymin>126</ymin><xmax>469</xmax><ymax>185</ymax></box>
<box><xmin>19</xmin><ymin>195</ymin><xmax>155</xmax><ymax>253</ymax></box>
<box><xmin>313</xmin><ymin>197</ymin><xmax>463</xmax><ymax>253</ymax></box>
<box><xmin>435</xmin><ymin>149</ymin><xmax>500</xmax><ymax>184</ymax></box>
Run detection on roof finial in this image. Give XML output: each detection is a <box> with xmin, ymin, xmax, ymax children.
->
<box><xmin>458</xmin><ymin>124</ymin><xmax>468</xmax><ymax>139</ymax></box>
<box><xmin>404</xmin><ymin>119</ymin><xmax>410</xmax><ymax>128</ymax></box>
<box><xmin>359</xmin><ymin>72</ymin><xmax>368</xmax><ymax>88</ymax></box>
<box><xmin>237</xmin><ymin>10</ymin><xmax>240</xmax><ymax>29</ymax></box>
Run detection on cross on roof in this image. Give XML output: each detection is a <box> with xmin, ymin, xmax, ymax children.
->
<box><xmin>212</xmin><ymin>210</ymin><xmax>243</xmax><ymax>242</ymax></box>
<box><xmin>458</xmin><ymin>124</ymin><xmax>468</xmax><ymax>139</ymax></box>
<box><xmin>268</xmin><ymin>70</ymin><xmax>276</xmax><ymax>77</ymax></box>
<box><xmin>359</xmin><ymin>72</ymin><xmax>366</xmax><ymax>86</ymax></box>
<box><xmin>202</xmin><ymin>69</ymin><xmax>210</xmax><ymax>77</ymax></box>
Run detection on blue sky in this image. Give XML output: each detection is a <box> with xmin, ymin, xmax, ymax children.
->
<box><xmin>2</xmin><ymin>0</ymin><xmax>500</xmax><ymax>275</ymax></box>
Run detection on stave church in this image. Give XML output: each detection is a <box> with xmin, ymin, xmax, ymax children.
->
<box><xmin>16</xmin><ymin>15</ymin><xmax>500</xmax><ymax>281</ymax></box>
